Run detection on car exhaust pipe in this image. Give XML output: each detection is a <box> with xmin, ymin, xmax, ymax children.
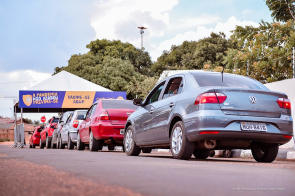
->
<box><xmin>204</xmin><ymin>140</ymin><xmax>216</xmax><ymax>149</ymax></box>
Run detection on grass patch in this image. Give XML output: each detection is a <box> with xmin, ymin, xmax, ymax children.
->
<box><xmin>0</xmin><ymin>139</ymin><xmax>10</xmax><ymax>142</ymax></box>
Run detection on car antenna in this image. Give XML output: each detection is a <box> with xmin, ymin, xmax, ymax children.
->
<box><xmin>221</xmin><ymin>66</ymin><xmax>224</xmax><ymax>82</ymax></box>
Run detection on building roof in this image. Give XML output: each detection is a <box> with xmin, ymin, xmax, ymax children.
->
<box><xmin>28</xmin><ymin>70</ymin><xmax>112</xmax><ymax>92</ymax></box>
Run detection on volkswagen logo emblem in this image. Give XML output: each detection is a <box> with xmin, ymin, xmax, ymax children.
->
<box><xmin>249</xmin><ymin>96</ymin><xmax>256</xmax><ymax>104</ymax></box>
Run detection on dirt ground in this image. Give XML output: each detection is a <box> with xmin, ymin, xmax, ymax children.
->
<box><xmin>0</xmin><ymin>152</ymin><xmax>143</xmax><ymax>196</ymax></box>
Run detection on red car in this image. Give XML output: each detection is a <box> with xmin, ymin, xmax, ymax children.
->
<box><xmin>29</xmin><ymin>126</ymin><xmax>43</xmax><ymax>148</ymax></box>
<box><xmin>77</xmin><ymin>99</ymin><xmax>138</xmax><ymax>151</ymax></box>
<box><xmin>40</xmin><ymin>116</ymin><xmax>60</xmax><ymax>149</ymax></box>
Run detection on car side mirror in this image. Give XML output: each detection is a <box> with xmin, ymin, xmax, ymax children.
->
<box><xmin>50</xmin><ymin>125</ymin><xmax>55</xmax><ymax>129</ymax></box>
<box><xmin>133</xmin><ymin>98</ymin><xmax>143</xmax><ymax>106</ymax></box>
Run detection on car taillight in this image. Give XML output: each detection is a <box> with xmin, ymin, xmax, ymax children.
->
<box><xmin>73</xmin><ymin>120</ymin><xmax>79</xmax><ymax>128</ymax></box>
<box><xmin>277</xmin><ymin>98</ymin><xmax>291</xmax><ymax>109</ymax></box>
<box><xmin>99</xmin><ymin>110</ymin><xmax>110</xmax><ymax>121</ymax></box>
<box><xmin>194</xmin><ymin>93</ymin><xmax>227</xmax><ymax>105</ymax></box>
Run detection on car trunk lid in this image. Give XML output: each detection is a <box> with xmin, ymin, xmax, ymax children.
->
<box><xmin>214</xmin><ymin>88</ymin><xmax>287</xmax><ymax>118</ymax></box>
<box><xmin>107</xmin><ymin>109</ymin><xmax>135</xmax><ymax>125</ymax></box>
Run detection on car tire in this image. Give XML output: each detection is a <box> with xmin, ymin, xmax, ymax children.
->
<box><xmin>51</xmin><ymin>137</ymin><xmax>56</xmax><ymax>149</ymax></box>
<box><xmin>89</xmin><ymin>131</ymin><xmax>101</xmax><ymax>151</ymax></box>
<box><xmin>124</xmin><ymin>125</ymin><xmax>141</xmax><ymax>156</ymax></box>
<box><xmin>46</xmin><ymin>136</ymin><xmax>51</xmax><ymax>149</ymax></box>
<box><xmin>142</xmin><ymin>148</ymin><xmax>152</xmax><ymax>153</ymax></box>
<box><xmin>68</xmin><ymin>134</ymin><xmax>75</xmax><ymax>150</ymax></box>
<box><xmin>39</xmin><ymin>138</ymin><xmax>44</xmax><ymax>149</ymax></box>
<box><xmin>251</xmin><ymin>143</ymin><xmax>279</xmax><ymax>163</ymax></box>
<box><xmin>223</xmin><ymin>150</ymin><xmax>232</xmax><ymax>158</ymax></box>
<box><xmin>108</xmin><ymin>145</ymin><xmax>115</xmax><ymax>151</ymax></box>
<box><xmin>77</xmin><ymin>132</ymin><xmax>85</xmax><ymax>150</ymax></box>
<box><xmin>170</xmin><ymin>121</ymin><xmax>193</xmax><ymax>160</ymax></box>
<box><xmin>29</xmin><ymin>144</ymin><xmax>32</xmax><ymax>148</ymax></box>
<box><xmin>59</xmin><ymin>136</ymin><xmax>65</xmax><ymax>149</ymax></box>
<box><xmin>193</xmin><ymin>149</ymin><xmax>210</xmax><ymax>159</ymax></box>
<box><xmin>32</xmin><ymin>143</ymin><xmax>35</xmax><ymax>148</ymax></box>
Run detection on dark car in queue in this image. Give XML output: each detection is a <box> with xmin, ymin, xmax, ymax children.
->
<box><xmin>51</xmin><ymin>111</ymin><xmax>73</xmax><ymax>149</ymax></box>
<box><xmin>58</xmin><ymin>110</ymin><xmax>87</xmax><ymax>149</ymax></box>
<box><xmin>29</xmin><ymin>126</ymin><xmax>43</xmax><ymax>148</ymax></box>
<box><xmin>124</xmin><ymin>71</ymin><xmax>293</xmax><ymax>163</ymax></box>
<box><xmin>40</xmin><ymin>116</ymin><xmax>60</xmax><ymax>149</ymax></box>
<box><xmin>77</xmin><ymin>99</ymin><xmax>138</xmax><ymax>151</ymax></box>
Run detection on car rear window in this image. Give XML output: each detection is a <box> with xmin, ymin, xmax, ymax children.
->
<box><xmin>76</xmin><ymin>111</ymin><xmax>87</xmax><ymax>120</ymax></box>
<box><xmin>102</xmin><ymin>100</ymin><xmax>138</xmax><ymax>110</ymax></box>
<box><xmin>52</xmin><ymin>118</ymin><xmax>59</xmax><ymax>123</ymax></box>
<box><xmin>192</xmin><ymin>72</ymin><xmax>268</xmax><ymax>90</ymax></box>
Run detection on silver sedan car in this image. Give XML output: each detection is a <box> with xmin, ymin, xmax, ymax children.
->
<box><xmin>58</xmin><ymin>110</ymin><xmax>87</xmax><ymax>149</ymax></box>
<box><xmin>124</xmin><ymin>71</ymin><xmax>293</xmax><ymax>162</ymax></box>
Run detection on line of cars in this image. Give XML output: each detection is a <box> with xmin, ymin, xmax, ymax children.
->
<box><xmin>30</xmin><ymin>71</ymin><xmax>294</xmax><ymax>163</ymax></box>
<box><xmin>29</xmin><ymin>99</ymin><xmax>138</xmax><ymax>152</ymax></box>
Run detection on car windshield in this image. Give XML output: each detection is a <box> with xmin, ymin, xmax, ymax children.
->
<box><xmin>192</xmin><ymin>72</ymin><xmax>268</xmax><ymax>90</ymax></box>
<box><xmin>102</xmin><ymin>100</ymin><xmax>138</xmax><ymax>110</ymax></box>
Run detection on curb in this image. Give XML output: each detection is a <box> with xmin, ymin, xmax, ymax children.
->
<box><xmin>231</xmin><ymin>149</ymin><xmax>295</xmax><ymax>161</ymax></box>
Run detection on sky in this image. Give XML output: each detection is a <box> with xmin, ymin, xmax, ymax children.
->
<box><xmin>0</xmin><ymin>0</ymin><xmax>273</xmax><ymax>120</ymax></box>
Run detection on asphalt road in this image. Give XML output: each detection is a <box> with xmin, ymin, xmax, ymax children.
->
<box><xmin>1</xmin><ymin>144</ymin><xmax>295</xmax><ymax>196</ymax></box>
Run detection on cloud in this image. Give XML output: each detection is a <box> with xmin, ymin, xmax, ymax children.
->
<box><xmin>150</xmin><ymin>16</ymin><xmax>259</xmax><ymax>60</ymax></box>
<box><xmin>0</xmin><ymin>70</ymin><xmax>51</xmax><ymax>118</ymax></box>
<box><xmin>91</xmin><ymin>0</ymin><xmax>178</xmax><ymax>47</ymax></box>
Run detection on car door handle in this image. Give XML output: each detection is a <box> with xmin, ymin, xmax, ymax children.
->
<box><xmin>150</xmin><ymin>108</ymin><xmax>154</xmax><ymax>114</ymax></box>
<box><xmin>169</xmin><ymin>102</ymin><xmax>174</xmax><ymax>108</ymax></box>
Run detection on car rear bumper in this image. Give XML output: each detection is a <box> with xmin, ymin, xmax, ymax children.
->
<box><xmin>92</xmin><ymin>123</ymin><xmax>125</xmax><ymax>141</ymax></box>
<box><xmin>69</xmin><ymin>132</ymin><xmax>77</xmax><ymax>143</ymax></box>
<box><xmin>184</xmin><ymin>109</ymin><xmax>293</xmax><ymax>145</ymax></box>
<box><xmin>32</xmin><ymin>137</ymin><xmax>40</xmax><ymax>145</ymax></box>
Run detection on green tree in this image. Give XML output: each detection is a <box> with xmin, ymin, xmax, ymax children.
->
<box><xmin>193</xmin><ymin>32</ymin><xmax>237</xmax><ymax>70</ymax></box>
<box><xmin>151</xmin><ymin>33</ymin><xmax>237</xmax><ymax>75</ymax></box>
<box><xmin>265</xmin><ymin>0</ymin><xmax>295</xmax><ymax>22</ymax></box>
<box><xmin>224</xmin><ymin>20</ymin><xmax>295</xmax><ymax>83</ymax></box>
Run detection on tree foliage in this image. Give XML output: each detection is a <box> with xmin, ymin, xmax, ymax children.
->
<box><xmin>54</xmin><ymin>39</ymin><xmax>154</xmax><ymax>99</ymax></box>
<box><xmin>224</xmin><ymin>20</ymin><xmax>295</xmax><ymax>83</ymax></box>
<box><xmin>265</xmin><ymin>0</ymin><xmax>295</xmax><ymax>22</ymax></box>
<box><xmin>151</xmin><ymin>33</ymin><xmax>237</xmax><ymax>75</ymax></box>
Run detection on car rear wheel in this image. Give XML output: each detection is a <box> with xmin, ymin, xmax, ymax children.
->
<box><xmin>32</xmin><ymin>143</ymin><xmax>35</xmax><ymax>148</ymax></box>
<box><xmin>29</xmin><ymin>143</ymin><xmax>32</xmax><ymax>148</ymax></box>
<box><xmin>39</xmin><ymin>138</ymin><xmax>44</xmax><ymax>149</ymax></box>
<box><xmin>46</xmin><ymin>136</ymin><xmax>51</xmax><ymax>149</ymax></box>
<box><xmin>193</xmin><ymin>149</ymin><xmax>210</xmax><ymax>159</ymax></box>
<box><xmin>77</xmin><ymin>132</ymin><xmax>85</xmax><ymax>150</ymax></box>
<box><xmin>124</xmin><ymin>125</ymin><xmax>141</xmax><ymax>156</ymax></box>
<box><xmin>68</xmin><ymin>134</ymin><xmax>75</xmax><ymax>150</ymax></box>
<box><xmin>59</xmin><ymin>136</ymin><xmax>65</xmax><ymax>149</ymax></box>
<box><xmin>51</xmin><ymin>137</ymin><xmax>56</xmax><ymax>149</ymax></box>
<box><xmin>142</xmin><ymin>148</ymin><xmax>152</xmax><ymax>153</ymax></box>
<box><xmin>89</xmin><ymin>131</ymin><xmax>102</xmax><ymax>151</ymax></box>
<box><xmin>251</xmin><ymin>144</ymin><xmax>279</xmax><ymax>163</ymax></box>
<box><xmin>170</xmin><ymin>121</ymin><xmax>193</xmax><ymax>160</ymax></box>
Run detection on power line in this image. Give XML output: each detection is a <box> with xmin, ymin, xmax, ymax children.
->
<box><xmin>0</xmin><ymin>80</ymin><xmax>40</xmax><ymax>85</ymax></box>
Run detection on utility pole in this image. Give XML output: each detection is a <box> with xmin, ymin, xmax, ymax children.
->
<box><xmin>137</xmin><ymin>26</ymin><xmax>147</xmax><ymax>50</ymax></box>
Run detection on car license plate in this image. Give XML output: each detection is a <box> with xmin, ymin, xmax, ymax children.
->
<box><xmin>241</xmin><ymin>122</ymin><xmax>267</xmax><ymax>132</ymax></box>
<box><xmin>120</xmin><ymin>129</ymin><xmax>124</xmax><ymax>135</ymax></box>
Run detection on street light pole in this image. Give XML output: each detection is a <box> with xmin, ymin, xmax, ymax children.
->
<box><xmin>137</xmin><ymin>26</ymin><xmax>147</xmax><ymax>50</ymax></box>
